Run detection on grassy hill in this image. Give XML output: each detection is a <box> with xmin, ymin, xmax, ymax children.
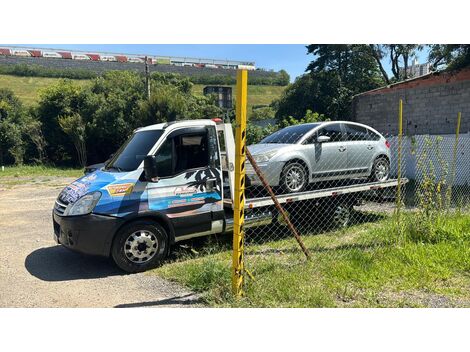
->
<box><xmin>0</xmin><ymin>75</ymin><xmax>89</xmax><ymax>106</ymax></box>
<box><xmin>0</xmin><ymin>74</ymin><xmax>285</xmax><ymax>116</ymax></box>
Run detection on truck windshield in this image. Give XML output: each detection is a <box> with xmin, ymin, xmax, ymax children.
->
<box><xmin>105</xmin><ymin>130</ymin><xmax>163</xmax><ymax>171</ymax></box>
<box><xmin>260</xmin><ymin>123</ymin><xmax>320</xmax><ymax>144</ymax></box>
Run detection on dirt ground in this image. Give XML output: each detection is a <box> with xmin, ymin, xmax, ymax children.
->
<box><xmin>0</xmin><ymin>177</ymin><xmax>200</xmax><ymax>308</ymax></box>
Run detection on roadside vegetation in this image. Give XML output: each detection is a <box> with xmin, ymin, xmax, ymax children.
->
<box><xmin>0</xmin><ymin>165</ymin><xmax>82</xmax><ymax>178</ymax></box>
<box><xmin>153</xmin><ymin>210</ymin><xmax>470</xmax><ymax>307</ymax></box>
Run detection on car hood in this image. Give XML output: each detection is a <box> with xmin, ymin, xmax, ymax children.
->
<box><xmin>248</xmin><ymin>143</ymin><xmax>292</xmax><ymax>155</ymax></box>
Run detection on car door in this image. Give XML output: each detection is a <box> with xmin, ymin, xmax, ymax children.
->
<box><xmin>305</xmin><ymin>123</ymin><xmax>348</xmax><ymax>180</ymax></box>
<box><xmin>146</xmin><ymin>126</ymin><xmax>224</xmax><ymax>239</ymax></box>
<box><xmin>343</xmin><ymin>123</ymin><xmax>375</xmax><ymax>176</ymax></box>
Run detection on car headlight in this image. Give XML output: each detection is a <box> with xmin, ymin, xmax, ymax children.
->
<box><xmin>64</xmin><ymin>191</ymin><xmax>101</xmax><ymax>216</ymax></box>
<box><xmin>252</xmin><ymin>150</ymin><xmax>278</xmax><ymax>163</ymax></box>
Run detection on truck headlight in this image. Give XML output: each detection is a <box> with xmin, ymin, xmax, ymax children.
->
<box><xmin>252</xmin><ymin>150</ymin><xmax>278</xmax><ymax>163</ymax></box>
<box><xmin>64</xmin><ymin>191</ymin><xmax>101</xmax><ymax>216</ymax></box>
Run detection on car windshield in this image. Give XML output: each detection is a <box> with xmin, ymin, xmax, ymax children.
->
<box><xmin>105</xmin><ymin>130</ymin><xmax>163</xmax><ymax>171</ymax></box>
<box><xmin>260</xmin><ymin>124</ymin><xmax>320</xmax><ymax>144</ymax></box>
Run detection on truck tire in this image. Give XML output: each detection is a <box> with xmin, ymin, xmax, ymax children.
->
<box><xmin>111</xmin><ymin>220</ymin><xmax>169</xmax><ymax>273</ymax></box>
<box><xmin>330</xmin><ymin>203</ymin><xmax>352</xmax><ymax>229</ymax></box>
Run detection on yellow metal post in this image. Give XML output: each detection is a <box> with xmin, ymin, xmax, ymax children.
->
<box><xmin>232</xmin><ymin>69</ymin><xmax>248</xmax><ymax>297</ymax></box>
<box><xmin>396</xmin><ymin>99</ymin><xmax>403</xmax><ymax>233</ymax></box>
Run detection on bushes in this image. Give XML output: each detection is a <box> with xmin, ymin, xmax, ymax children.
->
<box><xmin>0</xmin><ymin>89</ymin><xmax>45</xmax><ymax>165</ymax></box>
<box><xmin>0</xmin><ymin>63</ymin><xmax>290</xmax><ymax>86</ymax></box>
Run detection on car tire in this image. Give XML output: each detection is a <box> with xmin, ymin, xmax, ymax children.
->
<box><xmin>369</xmin><ymin>157</ymin><xmax>390</xmax><ymax>182</ymax></box>
<box><xmin>111</xmin><ymin>220</ymin><xmax>169</xmax><ymax>273</ymax></box>
<box><xmin>280</xmin><ymin>161</ymin><xmax>308</xmax><ymax>193</ymax></box>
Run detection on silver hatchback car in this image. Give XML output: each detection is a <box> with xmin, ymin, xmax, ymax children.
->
<box><xmin>247</xmin><ymin>121</ymin><xmax>391</xmax><ymax>193</ymax></box>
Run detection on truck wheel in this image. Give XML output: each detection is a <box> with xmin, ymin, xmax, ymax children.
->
<box><xmin>280</xmin><ymin>161</ymin><xmax>308</xmax><ymax>193</ymax></box>
<box><xmin>369</xmin><ymin>157</ymin><xmax>390</xmax><ymax>182</ymax></box>
<box><xmin>111</xmin><ymin>220</ymin><xmax>169</xmax><ymax>273</ymax></box>
<box><xmin>328</xmin><ymin>203</ymin><xmax>352</xmax><ymax>229</ymax></box>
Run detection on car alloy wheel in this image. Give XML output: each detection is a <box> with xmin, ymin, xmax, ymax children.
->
<box><xmin>283</xmin><ymin>162</ymin><xmax>307</xmax><ymax>193</ymax></box>
<box><xmin>374</xmin><ymin>158</ymin><xmax>390</xmax><ymax>182</ymax></box>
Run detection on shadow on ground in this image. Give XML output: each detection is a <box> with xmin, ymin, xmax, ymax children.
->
<box><xmin>114</xmin><ymin>293</ymin><xmax>202</xmax><ymax>308</ymax></box>
<box><xmin>25</xmin><ymin>245</ymin><xmax>124</xmax><ymax>282</ymax></box>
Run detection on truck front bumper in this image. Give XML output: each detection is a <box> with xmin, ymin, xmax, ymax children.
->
<box><xmin>53</xmin><ymin>211</ymin><xmax>124</xmax><ymax>257</ymax></box>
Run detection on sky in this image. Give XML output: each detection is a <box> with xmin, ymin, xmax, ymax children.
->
<box><xmin>12</xmin><ymin>44</ymin><xmax>430</xmax><ymax>82</ymax></box>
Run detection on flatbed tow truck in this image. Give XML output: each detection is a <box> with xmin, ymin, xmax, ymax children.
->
<box><xmin>53</xmin><ymin>119</ymin><xmax>406</xmax><ymax>272</ymax></box>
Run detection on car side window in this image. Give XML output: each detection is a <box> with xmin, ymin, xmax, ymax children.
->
<box><xmin>345</xmin><ymin>124</ymin><xmax>368</xmax><ymax>141</ymax></box>
<box><xmin>317</xmin><ymin>124</ymin><xmax>344</xmax><ymax>142</ymax></box>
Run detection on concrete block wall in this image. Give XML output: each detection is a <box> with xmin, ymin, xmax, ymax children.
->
<box><xmin>352</xmin><ymin>69</ymin><xmax>470</xmax><ymax>136</ymax></box>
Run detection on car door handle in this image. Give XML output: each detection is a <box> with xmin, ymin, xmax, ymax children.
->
<box><xmin>338</xmin><ymin>146</ymin><xmax>346</xmax><ymax>152</ymax></box>
<box><xmin>367</xmin><ymin>145</ymin><xmax>374</xmax><ymax>150</ymax></box>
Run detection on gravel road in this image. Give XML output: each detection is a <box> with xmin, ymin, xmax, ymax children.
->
<box><xmin>0</xmin><ymin>177</ymin><xmax>199</xmax><ymax>308</ymax></box>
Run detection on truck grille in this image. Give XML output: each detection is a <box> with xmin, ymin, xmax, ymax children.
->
<box><xmin>54</xmin><ymin>200</ymin><xmax>68</xmax><ymax>215</ymax></box>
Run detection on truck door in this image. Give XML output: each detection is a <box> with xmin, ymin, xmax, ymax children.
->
<box><xmin>146</xmin><ymin>125</ymin><xmax>224</xmax><ymax>239</ymax></box>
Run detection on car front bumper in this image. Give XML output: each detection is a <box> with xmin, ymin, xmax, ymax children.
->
<box><xmin>245</xmin><ymin>161</ymin><xmax>283</xmax><ymax>186</ymax></box>
<box><xmin>52</xmin><ymin>211</ymin><xmax>124</xmax><ymax>257</ymax></box>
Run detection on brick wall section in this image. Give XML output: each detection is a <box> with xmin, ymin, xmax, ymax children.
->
<box><xmin>0</xmin><ymin>55</ymin><xmax>279</xmax><ymax>80</ymax></box>
<box><xmin>351</xmin><ymin>68</ymin><xmax>470</xmax><ymax>135</ymax></box>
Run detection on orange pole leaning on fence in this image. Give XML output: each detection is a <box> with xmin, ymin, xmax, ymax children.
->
<box><xmin>245</xmin><ymin>149</ymin><xmax>310</xmax><ymax>260</ymax></box>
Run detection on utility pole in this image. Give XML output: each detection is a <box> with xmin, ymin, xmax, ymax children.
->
<box><xmin>145</xmin><ymin>56</ymin><xmax>151</xmax><ymax>100</ymax></box>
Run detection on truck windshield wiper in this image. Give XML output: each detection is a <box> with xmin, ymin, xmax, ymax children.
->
<box><xmin>105</xmin><ymin>166</ymin><xmax>124</xmax><ymax>172</ymax></box>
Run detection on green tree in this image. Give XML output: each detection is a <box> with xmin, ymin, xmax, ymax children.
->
<box><xmin>368</xmin><ymin>44</ymin><xmax>423</xmax><ymax>82</ymax></box>
<box><xmin>0</xmin><ymin>89</ymin><xmax>31</xmax><ymax>165</ymax></box>
<box><xmin>428</xmin><ymin>45</ymin><xmax>470</xmax><ymax>71</ymax></box>
<box><xmin>58</xmin><ymin>113</ymin><xmax>87</xmax><ymax>167</ymax></box>
<box><xmin>275</xmin><ymin>45</ymin><xmax>384</xmax><ymax>122</ymax></box>
<box><xmin>36</xmin><ymin>79</ymin><xmax>90</xmax><ymax>165</ymax></box>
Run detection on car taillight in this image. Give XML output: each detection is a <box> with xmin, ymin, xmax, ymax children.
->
<box><xmin>385</xmin><ymin>140</ymin><xmax>391</xmax><ymax>149</ymax></box>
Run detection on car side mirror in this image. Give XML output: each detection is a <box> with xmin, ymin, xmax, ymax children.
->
<box><xmin>317</xmin><ymin>135</ymin><xmax>331</xmax><ymax>143</ymax></box>
<box><xmin>143</xmin><ymin>155</ymin><xmax>158</xmax><ymax>181</ymax></box>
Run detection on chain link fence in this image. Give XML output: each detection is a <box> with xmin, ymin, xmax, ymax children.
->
<box><xmin>238</xmin><ymin>112</ymin><xmax>468</xmax><ymax>295</ymax></box>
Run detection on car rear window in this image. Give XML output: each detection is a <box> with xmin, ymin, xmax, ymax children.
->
<box><xmin>260</xmin><ymin>124</ymin><xmax>320</xmax><ymax>144</ymax></box>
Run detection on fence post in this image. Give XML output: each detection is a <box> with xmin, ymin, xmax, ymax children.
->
<box><xmin>396</xmin><ymin>99</ymin><xmax>403</xmax><ymax>238</ymax></box>
<box><xmin>232</xmin><ymin>69</ymin><xmax>248</xmax><ymax>297</ymax></box>
<box><xmin>448</xmin><ymin>112</ymin><xmax>462</xmax><ymax>207</ymax></box>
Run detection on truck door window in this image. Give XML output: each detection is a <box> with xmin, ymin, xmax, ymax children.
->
<box><xmin>155</xmin><ymin>130</ymin><xmax>210</xmax><ymax>177</ymax></box>
<box><xmin>155</xmin><ymin>138</ymin><xmax>173</xmax><ymax>177</ymax></box>
<box><xmin>174</xmin><ymin>132</ymin><xmax>209</xmax><ymax>173</ymax></box>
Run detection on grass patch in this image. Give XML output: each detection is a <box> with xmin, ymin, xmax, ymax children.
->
<box><xmin>152</xmin><ymin>212</ymin><xmax>470</xmax><ymax>307</ymax></box>
<box><xmin>0</xmin><ymin>165</ymin><xmax>83</xmax><ymax>178</ymax></box>
<box><xmin>0</xmin><ymin>74</ymin><xmax>90</xmax><ymax>106</ymax></box>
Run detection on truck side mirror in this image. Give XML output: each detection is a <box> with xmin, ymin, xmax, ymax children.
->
<box><xmin>143</xmin><ymin>155</ymin><xmax>158</xmax><ymax>181</ymax></box>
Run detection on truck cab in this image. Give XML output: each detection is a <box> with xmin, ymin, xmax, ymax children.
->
<box><xmin>53</xmin><ymin>119</ymin><xmax>231</xmax><ymax>273</ymax></box>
